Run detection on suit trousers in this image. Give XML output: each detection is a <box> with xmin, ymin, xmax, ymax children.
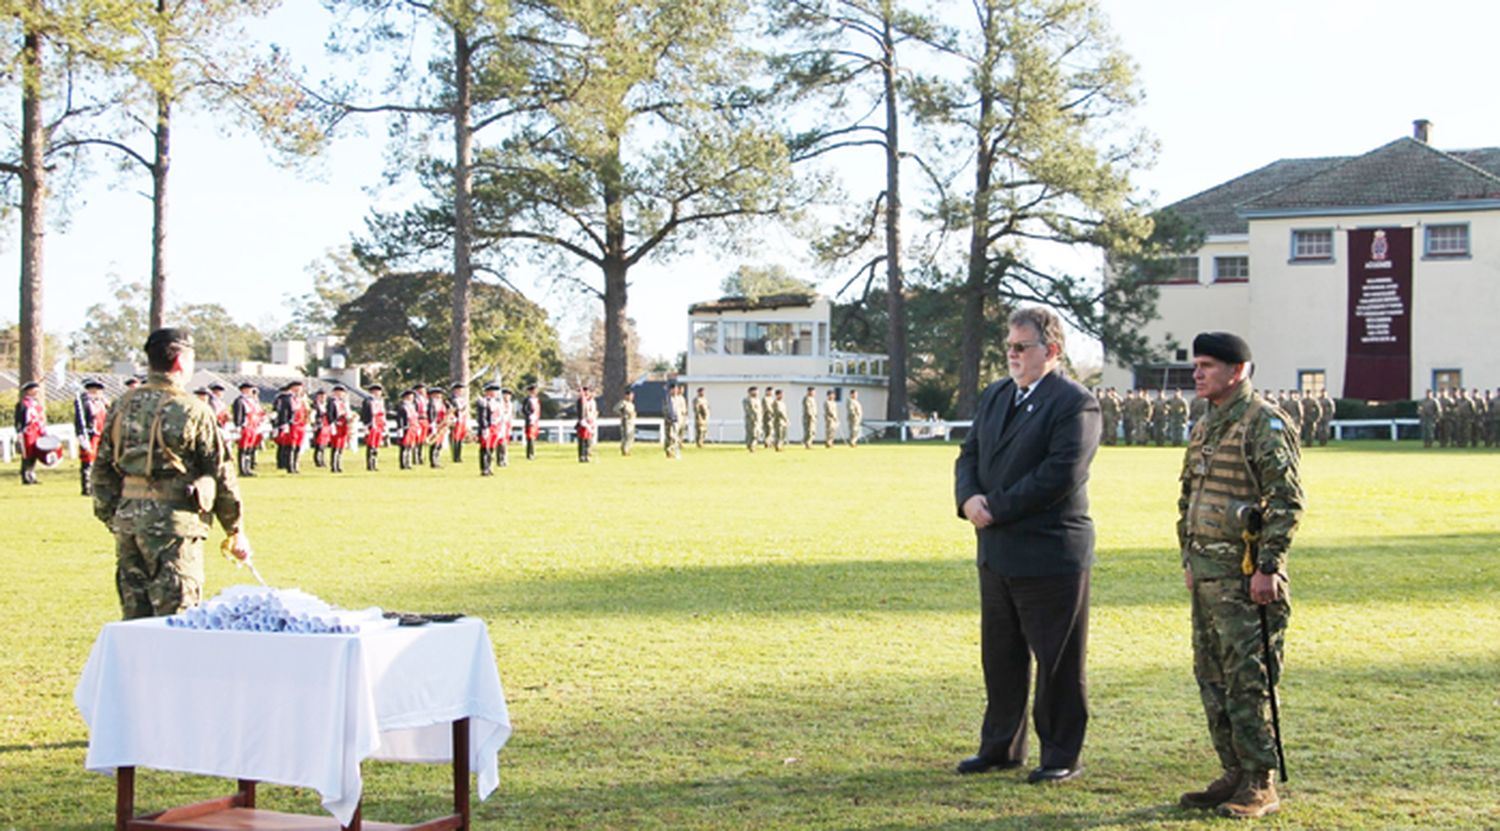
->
<box><xmin>977</xmin><ymin>563</ymin><xmax>1090</xmax><ymax>769</ymax></box>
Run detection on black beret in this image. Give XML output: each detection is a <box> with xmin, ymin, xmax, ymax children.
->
<box><xmin>83</xmin><ymin>378</ymin><xmax>105</xmax><ymax>389</ymax></box>
<box><xmin>144</xmin><ymin>327</ymin><xmax>193</xmax><ymax>351</ymax></box>
<box><xmin>1192</xmin><ymin>332</ymin><xmax>1253</xmax><ymax>364</ymax></box>
<box><xmin>484</xmin><ymin>382</ymin><xmax>502</xmax><ymax>391</ymax></box>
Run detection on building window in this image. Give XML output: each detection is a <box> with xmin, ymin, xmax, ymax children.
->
<box><xmin>1214</xmin><ymin>256</ymin><xmax>1250</xmax><ymax>282</ymax></box>
<box><xmin>1133</xmin><ymin>365</ymin><xmax>1194</xmax><ymax>391</ymax></box>
<box><xmin>1169</xmin><ymin>256</ymin><xmax>1199</xmax><ymax>283</ymax></box>
<box><xmin>1433</xmin><ymin>369</ymin><xmax>1462</xmax><ymax>392</ymax></box>
<box><xmin>1424</xmin><ymin>224</ymin><xmax>1469</xmax><ymax>257</ymax></box>
<box><xmin>1291</xmin><ymin>229</ymin><xmax>1334</xmax><ymax>261</ymax></box>
<box><xmin>692</xmin><ymin>321</ymin><xmax>719</xmax><ymax>355</ymax></box>
<box><xmin>723</xmin><ymin>322</ymin><xmax>769</xmax><ymax>355</ymax></box>
<box><xmin>1298</xmin><ymin>370</ymin><xmax>1326</xmax><ymax>395</ymax></box>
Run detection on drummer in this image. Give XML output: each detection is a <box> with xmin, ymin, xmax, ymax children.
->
<box><xmin>13</xmin><ymin>380</ymin><xmax>46</xmax><ymax>485</ymax></box>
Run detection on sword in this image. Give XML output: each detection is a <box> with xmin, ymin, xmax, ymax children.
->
<box><xmin>221</xmin><ymin>537</ymin><xmax>269</xmax><ymax>587</ymax></box>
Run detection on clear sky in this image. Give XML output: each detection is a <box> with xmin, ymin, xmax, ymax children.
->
<box><xmin>4</xmin><ymin>0</ymin><xmax>1498</xmax><ymax>363</ymax></box>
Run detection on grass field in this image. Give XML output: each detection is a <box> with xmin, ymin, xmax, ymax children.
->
<box><xmin>1</xmin><ymin>440</ymin><xmax>1497</xmax><ymax>830</ymax></box>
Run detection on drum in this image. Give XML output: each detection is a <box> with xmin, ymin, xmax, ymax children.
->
<box><xmin>34</xmin><ymin>435</ymin><xmax>64</xmax><ymax>467</ymax></box>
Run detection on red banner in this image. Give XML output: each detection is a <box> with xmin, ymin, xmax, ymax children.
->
<box><xmin>1343</xmin><ymin>227</ymin><xmax>1412</xmax><ymax>401</ymax></box>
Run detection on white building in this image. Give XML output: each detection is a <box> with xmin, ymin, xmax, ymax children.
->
<box><xmin>1105</xmin><ymin>122</ymin><xmax>1500</xmax><ymax>399</ymax></box>
<box><xmin>679</xmin><ymin>293</ymin><xmax>889</xmax><ymax>442</ymax></box>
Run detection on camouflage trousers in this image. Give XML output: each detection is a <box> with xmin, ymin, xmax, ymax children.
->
<box><xmin>1191</xmin><ymin>576</ymin><xmax>1289</xmax><ymax>774</ymax></box>
<box><xmin>694</xmin><ymin>419</ymin><xmax>707</xmax><ymax>447</ymax></box>
<box><xmin>745</xmin><ymin>419</ymin><xmax>760</xmax><ymax>450</ymax></box>
<box><xmin>112</xmin><ymin>501</ymin><xmax>207</xmax><ymax>620</ymax></box>
<box><xmin>803</xmin><ymin>417</ymin><xmax>815</xmax><ymax>448</ymax></box>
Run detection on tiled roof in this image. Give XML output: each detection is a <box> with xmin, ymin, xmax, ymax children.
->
<box><xmin>1241</xmin><ymin>138</ymin><xmax>1500</xmax><ymax>212</ymax></box>
<box><xmin>1161</xmin><ymin>157</ymin><xmax>1347</xmax><ymax>235</ymax></box>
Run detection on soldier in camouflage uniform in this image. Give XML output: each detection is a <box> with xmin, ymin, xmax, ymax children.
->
<box><xmin>802</xmin><ymin>387</ymin><xmax>817</xmax><ymax>449</ymax></box>
<box><xmin>1315</xmin><ymin>391</ymin><xmax>1334</xmax><ymax>446</ymax></box>
<box><xmin>1418</xmin><ymin>390</ymin><xmax>1441</xmax><ymax>447</ymax></box>
<box><xmin>1487</xmin><ymin>390</ymin><xmax>1499</xmax><ymax>448</ymax></box>
<box><xmin>1121</xmin><ymin>390</ymin><xmax>1138</xmax><ymax>446</ymax></box>
<box><xmin>742</xmin><ymin>387</ymin><xmax>762</xmax><ymax>451</ymax></box>
<box><xmin>614</xmin><ymin>389</ymin><xmax>637</xmax><ymax>456</ymax></box>
<box><xmin>1164</xmin><ymin>389</ymin><xmax>1189</xmax><ymax>446</ymax></box>
<box><xmin>770</xmin><ymin>389</ymin><xmax>789</xmax><ymax>451</ymax></box>
<box><xmin>846</xmin><ymin>389</ymin><xmax>863</xmax><ymax>447</ymax></box>
<box><xmin>1177</xmin><ymin>332</ymin><xmax>1303</xmax><ymax>820</ymax></box>
<box><xmin>822</xmin><ymin>390</ymin><xmax>840</xmax><ymax>448</ymax></box>
<box><xmin>92</xmin><ymin>329</ymin><xmax>251</xmax><ymax>620</ymax></box>
<box><xmin>1151</xmin><ymin>390</ymin><xmax>1170</xmax><ymax>446</ymax></box>
<box><xmin>1099</xmin><ymin>388</ymin><xmax>1120</xmax><ymax>446</ymax></box>
<box><xmin>693</xmin><ymin>387</ymin><xmax>710</xmax><ymax>448</ymax></box>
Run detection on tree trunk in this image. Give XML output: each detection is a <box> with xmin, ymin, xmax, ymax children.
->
<box><xmin>150</xmin><ymin>82</ymin><xmax>170</xmax><ymax>332</ymax></box>
<box><xmin>599</xmin><ymin>138</ymin><xmax>628</xmax><ymax>406</ymax></box>
<box><xmin>880</xmin><ymin>6</ymin><xmax>907</xmax><ymax>424</ymax></box>
<box><xmin>957</xmin><ymin>36</ymin><xmax>996</xmax><ymax>419</ymax></box>
<box><xmin>18</xmin><ymin>17</ymin><xmax>46</xmax><ymax>388</ymax></box>
<box><xmin>450</xmin><ymin>26</ymin><xmax>474</xmax><ymax>387</ymax></box>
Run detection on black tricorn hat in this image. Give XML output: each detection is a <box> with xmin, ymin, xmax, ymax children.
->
<box><xmin>83</xmin><ymin>378</ymin><xmax>105</xmax><ymax>389</ymax></box>
<box><xmin>367</xmin><ymin>383</ymin><xmax>384</xmax><ymax>391</ymax></box>
<box><xmin>332</xmin><ymin>384</ymin><xmax>347</xmax><ymax>392</ymax></box>
<box><xmin>484</xmin><ymin>382</ymin><xmax>502</xmax><ymax>391</ymax></box>
<box><xmin>21</xmin><ymin>380</ymin><xmax>39</xmax><ymax>391</ymax></box>
<box><xmin>144</xmin><ymin>327</ymin><xmax>193</xmax><ymax>351</ymax></box>
<box><xmin>238</xmin><ymin>381</ymin><xmax>256</xmax><ymax>390</ymax></box>
<box><xmin>193</xmin><ymin>387</ymin><xmax>210</xmax><ymax>395</ymax></box>
<box><xmin>209</xmin><ymin>382</ymin><xmax>225</xmax><ymax>391</ymax></box>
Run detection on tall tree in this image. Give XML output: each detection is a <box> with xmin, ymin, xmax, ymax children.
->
<box><xmin>721</xmin><ymin>263</ymin><xmax>815</xmax><ymax>300</ymax></box>
<box><xmin>317</xmin><ymin>0</ymin><xmax>533</xmax><ymax>390</ymax></box>
<box><xmin>770</xmin><ymin>0</ymin><xmax>936</xmax><ymax>423</ymax></box>
<box><xmin>278</xmin><ymin>248</ymin><xmax>377</xmax><ymax>338</ymax></box>
<box><xmin>464</xmin><ymin>0</ymin><xmax>807</xmax><ymax>406</ymax></box>
<box><xmin>68</xmin><ymin>278</ymin><xmax>150</xmax><ymax>370</ymax></box>
<box><xmin>908</xmin><ymin>0</ymin><xmax>1156</xmax><ymax>417</ymax></box>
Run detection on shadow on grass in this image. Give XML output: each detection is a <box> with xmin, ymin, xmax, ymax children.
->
<box><xmin>415</xmin><ymin>533</ymin><xmax>1500</xmax><ymax>618</ymax></box>
<box><xmin>0</xmin><ymin>739</ymin><xmax>88</xmax><ymax>754</ymax></box>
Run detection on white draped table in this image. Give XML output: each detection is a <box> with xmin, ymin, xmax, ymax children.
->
<box><xmin>74</xmin><ymin>616</ymin><xmax>511</xmax><ymax>830</ymax></box>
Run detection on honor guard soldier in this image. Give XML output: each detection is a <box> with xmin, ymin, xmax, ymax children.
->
<box><xmin>522</xmin><ymin>384</ymin><xmax>543</xmax><ymax>460</ymax></box>
<box><xmin>614</xmin><ymin>389</ymin><xmax>637</xmax><ymax>456</ymax></box>
<box><xmin>661</xmin><ymin>384</ymin><xmax>681</xmax><ymax>458</ymax></box>
<box><xmin>75</xmin><ymin>378</ymin><xmax>109</xmax><ymax>495</ymax></box>
<box><xmin>770</xmin><ymin>389</ymin><xmax>789</xmax><ymax>450</ymax></box>
<box><xmin>822</xmin><ymin>390</ymin><xmax>839</xmax><ymax>448</ymax></box>
<box><xmin>360</xmin><ymin>384</ymin><xmax>388</xmax><ymax>471</ymax></box>
<box><xmin>1099</xmin><ymin>388</ymin><xmax>1120</xmax><ymax>445</ymax></box>
<box><xmin>193</xmin><ymin>387</ymin><xmax>210</xmax><ymax>403</ymax></box>
<box><xmin>476</xmin><ymin>383</ymin><xmax>510</xmax><ymax>475</ymax></box>
<box><xmin>412</xmin><ymin>384</ymin><xmax>430</xmax><ymax>449</ymax></box>
<box><xmin>396</xmin><ymin>389</ymin><xmax>422</xmax><ymax>469</ymax></box>
<box><xmin>742</xmin><ymin>386</ymin><xmax>762</xmax><ymax>452</ymax></box>
<box><xmin>310</xmin><ymin>389</ymin><xmax>332</xmax><ymax>467</ymax></box>
<box><xmin>802</xmin><ymin>387</ymin><xmax>817</xmax><ymax>448</ymax></box>
<box><xmin>693</xmin><ymin>387</ymin><xmax>710</xmax><ymax>447</ymax></box>
<box><xmin>1177</xmin><ymin>332</ymin><xmax>1303</xmax><ymax>819</ymax></box>
<box><xmin>671</xmin><ymin>385</ymin><xmax>689</xmax><ymax>454</ymax></box>
<box><xmin>761</xmin><ymin>387</ymin><xmax>775</xmax><ymax>448</ymax></box>
<box><xmin>575</xmin><ymin>385</ymin><xmax>598</xmax><ymax>463</ymax></box>
<box><xmin>274</xmin><ymin>380</ymin><xmax>309</xmax><ymax>474</ymax></box>
<box><xmin>207</xmin><ymin>383</ymin><xmax>231</xmax><ymax>445</ymax></box>
<box><xmin>449</xmin><ymin>382</ymin><xmax>469</xmax><ymax>463</ymax></box>
<box><xmin>91</xmin><ymin>328</ymin><xmax>251</xmax><ymax>619</ymax></box>
<box><xmin>846</xmin><ymin>389</ymin><xmax>863</xmax><ymax>447</ymax></box>
<box><xmin>426</xmin><ymin>386</ymin><xmax>450</xmax><ymax>468</ymax></box>
<box><xmin>232</xmin><ymin>382</ymin><xmax>263</xmax><ymax>477</ymax></box>
<box><xmin>14</xmin><ymin>381</ymin><xmax>46</xmax><ymax>485</ymax></box>
<box><xmin>1418</xmin><ymin>390</ymin><xmax>1441</xmax><ymax>447</ymax></box>
<box><xmin>326</xmin><ymin>385</ymin><xmax>353</xmax><ymax>473</ymax></box>
<box><xmin>1165</xmin><ymin>389</ymin><xmax>1189</xmax><ymax>446</ymax></box>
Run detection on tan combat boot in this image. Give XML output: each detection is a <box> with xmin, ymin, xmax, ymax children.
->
<box><xmin>1178</xmin><ymin>768</ymin><xmax>1241</xmax><ymax>809</ymax></box>
<box><xmin>1217</xmin><ymin>769</ymin><xmax>1280</xmax><ymax>819</ymax></box>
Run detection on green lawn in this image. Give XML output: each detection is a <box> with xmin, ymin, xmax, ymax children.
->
<box><xmin>2</xmin><ymin>441</ymin><xmax>1497</xmax><ymax>830</ymax></box>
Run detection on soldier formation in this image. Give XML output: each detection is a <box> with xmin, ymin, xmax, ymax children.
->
<box><xmin>1095</xmin><ymin>386</ymin><xmax>1336</xmax><ymax>448</ymax></box>
<box><xmin>1419</xmin><ymin>388</ymin><xmax>1498</xmax><ymax>448</ymax></box>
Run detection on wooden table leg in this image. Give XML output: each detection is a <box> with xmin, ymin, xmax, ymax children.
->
<box><xmin>342</xmin><ymin>801</ymin><xmax>361</xmax><ymax>831</ymax></box>
<box><xmin>115</xmin><ymin>766</ymin><xmax>135</xmax><ymax>831</ymax></box>
<box><xmin>453</xmin><ymin>718</ymin><xmax>471</xmax><ymax>830</ymax></box>
<box><xmin>237</xmin><ymin>779</ymin><xmax>257</xmax><ymax>808</ymax></box>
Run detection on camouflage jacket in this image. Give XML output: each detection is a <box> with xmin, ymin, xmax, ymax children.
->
<box><xmin>93</xmin><ymin>372</ymin><xmax>244</xmax><ymax>537</ymax></box>
<box><xmin>1177</xmin><ymin>380</ymin><xmax>1304</xmax><ymax>579</ymax></box>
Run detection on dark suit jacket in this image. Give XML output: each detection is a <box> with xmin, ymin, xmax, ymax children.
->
<box><xmin>954</xmin><ymin>370</ymin><xmax>1102</xmax><ymax>577</ymax></box>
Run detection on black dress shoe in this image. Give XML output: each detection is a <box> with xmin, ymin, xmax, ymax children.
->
<box><xmin>1027</xmin><ymin>766</ymin><xmax>1082</xmax><ymax>784</ymax></box>
<box><xmin>956</xmin><ymin>756</ymin><xmax>1022</xmax><ymax>775</ymax></box>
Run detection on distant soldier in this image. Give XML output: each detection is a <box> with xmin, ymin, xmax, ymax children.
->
<box><xmin>397</xmin><ymin>389</ymin><xmax>422</xmax><ymax>469</ymax></box>
<box><xmin>207</xmin><ymin>383</ymin><xmax>231</xmax><ymax>445</ymax></box>
<box><xmin>476</xmin><ymin>383</ymin><xmax>510</xmax><ymax>475</ymax></box>
<box><xmin>426</xmin><ymin>387</ymin><xmax>450</xmax><ymax>468</ymax></box>
<box><xmin>449</xmin><ymin>383</ymin><xmax>469</xmax><ymax>463</ymax></box>
<box><xmin>269</xmin><ymin>383</ymin><xmax>291</xmax><ymax>471</ymax></box>
<box><xmin>1418</xmin><ymin>390</ymin><xmax>1442</xmax><ymax>448</ymax></box>
<box><xmin>74</xmin><ymin>378</ymin><xmax>109</xmax><ymax>495</ymax></box>
<box><xmin>326</xmin><ymin>385</ymin><xmax>353</xmax><ymax>473</ymax></box>
<box><xmin>412</xmin><ymin>384</ymin><xmax>430</xmax><ymax>450</ymax></box>
<box><xmin>693</xmin><ymin>387</ymin><xmax>710</xmax><ymax>447</ymax></box>
<box><xmin>310</xmin><ymin>389</ymin><xmax>331</xmax><ymax>468</ymax></box>
<box><xmin>802</xmin><ymin>387</ymin><xmax>817</xmax><ymax>449</ymax></box>
<box><xmin>822</xmin><ymin>390</ymin><xmax>840</xmax><ymax>448</ymax></box>
<box><xmin>1315</xmin><ymin>390</ymin><xmax>1334</xmax><ymax>446</ymax></box>
<box><xmin>360</xmin><ymin>384</ymin><xmax>387</xmax><ymax>471</ymax></box>
<box><xmin>1190</xmin><ymin>393</ymin><xmax>1209</xmax><ymax>431</ymax></box>
<box><xmin>761</xmin><ymin>387</ymin><xmax>775</xmax><ymax>448</ymax></box>
<box><xmin>122</xmin><ymin>376</ymin><xmax>141</xmax><ymax>396</ymax></box>
<box><xmin>1467</xmin><ymin>390</ymin><xmax>1485</xmax><ymax>448</ymax></box>
<box><xmin>742</xmin><ymin>387</ymin><xmax>762</xmax><ymax>452</ymax></box>
<box><xmin>1120</xmin><ymin>390</ymin><xmax>1138</xmax><ymax>447</ymax></box>
<box><xmin>522</xmin><ymin>384</ymin><xmax>543</xmax><ymax>460</ymax></box>
<box><xmin>1136</xmin><ymin>390</ymin><xmax>1155</xmax><ymax>446</ymax></box>
<box><xmin>91</xmin><ymin>328</ymin><xmax>250</xmax><ymax>619</ymax></box>
<box><xmin>770</xmin><ymin>389</ymin><xmax>789</xmax><ymax>451</ymax></box>
<box><xmin>1165</xmin><ymin>389</ymin><xmax>1189</xmax><ymax>446</ymax></box>
<box><xmin>1099</xmin><ymin>388</ymin><xmax>1120</xmax><ymax>446</ymax></box>
<box><xmin>662</xmin><ymin>384</ymin><xmax>682</xmax><ymax>459</ymax></box>
<box><xmin>575</xmin><ymin>385</ymin><xmax>598</xmax><ymax>463</ymax></box>
<box><xmin>672</xmin><ymin>385</ymin><xmax>689</xmax><ymax>456</ymax></box>
<box><xmin>1151</xmin><ymin>390</ymin><xmax>1169</xmax><ymax>446</ymax></box>
<box><xmin>846</xmin><ymin>389</ymin><xmax>863</xmax><ymax>447</ymax></box>
<box><xmin>1488</xmin><ymin>390</ymin><xmax>1500</xmax><ymax>448</ymax></box>
<box><xmin>615</xmin><ymin>389</ymin><xmax>638</xmax><ymax>456</ymax></box>
<box><xmin>232</xmin><ymin>382</ymin><xmax>263</xmax><ymax>477</ymax></box>
<box><xmin>273</xmin><ymin>380</ymin><xmax>309</xmax><ymax>474</ymax></box>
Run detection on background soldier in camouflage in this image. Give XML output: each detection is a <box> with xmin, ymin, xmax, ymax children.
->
<box><xmin>1315</xmin><ymin>391</ymin><xmax>1334</xmax><ymax>446</ymax></box>
<box><xmin>822</xmin><ymin>390</ymin><xmax>839</xmax><ymax>448</ymax></box>
<box><xmin>761</xmin><ymin>387</ymin><xmax>775</xmax><ymax>448</ymax></box>
<box><xmin>770</xmin><ymin>389</ymin><xmax>789</xmax><ymax>451</ymax></box>
<box><xmin>743</xmin><ymin>387</ymin><xmax>762</xmax><ymax>452</ymax></box>
<box><xmin>673</xmin><ymin>385</ymin><xmax>689</xmax><ymax>455</ymax></box>
<box><xmin>846</xmin><ymin>389</ymin><xmax>863</xmax><ymax>447</ymax></box>
<box><xmin>615</xmin><ymin>389</ymin><xmax>637</xmax><ymax>456</ymax></box>
<box><xmin>1121</xmin><ymin>390</ymin><xmax>1138</xmax><ymax>446</ymax></box>
<box><xmin>802</xmin><ymin>387</ymin><xmax>817</xmax><ymax>449</ymax></box>
<box><xmin>693</xmin><ymin>387</ymin><xmax>710</xmax><ymax>448</ymax></box>
<box><xmin>1418</xmin><ymin>390</ymin><xmax>1442</xmax><ymax>447</ymax></box>
<box><xmin>1177</xmin><ymin>332</ymin><xmax>1303</xmax><ymax>820</ymax></box>
<box><xmin>1165</xmin><ymin>389</ymin><xmax>1189</xmax><ymax>446</ymax></box>
<box><xmin>1136</xmin><ymin>390</ymin><xmax>1155</xmax><ymax>446</ymax></box>
<box><xmin>1151</xmin><ymin>390</ymin><xmax>1170</xmax><ymax>446</ymax></box>
<box><xmin>1487</xmin><ymin>390</ymin><xmax>1499</xmax><ymax>448</ymax></box>
<box><xmin>92</xmin><ymin>328</ymin><xmax>251</xmax><ymax>619</ymax></box>
<box><xmin>1099</xmin><ymin>388</ymin><xmax>1120</xmax><ymax>446</ymax></box>
<box><xmin>1190</xmin><ymin>393</ymin><xmax>1209</xmax><ymax>432</ymax></box>
<box><xmin>661</xmin><ymin>383</ymin><xmax>681</xmax><ymax>458</ymax></box>
<box><xmin>1438</xmin><ymin>390</ymin><xmax>1456</xmax><ymax>447</ymax></box>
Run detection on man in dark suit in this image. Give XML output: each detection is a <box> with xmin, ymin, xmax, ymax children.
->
<box><xmin>953</xmin><ymin>306</ymin><xmax>1102</xmax><ymax>784</ymax></box>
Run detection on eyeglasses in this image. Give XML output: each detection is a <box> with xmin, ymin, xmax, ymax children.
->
<box><xmin>1005</xmin><ymin>340</ymin><xmax>1042</xmax><ymax>354</ymax></box>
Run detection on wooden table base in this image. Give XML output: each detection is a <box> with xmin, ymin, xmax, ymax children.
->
<box><xmin>115</xmin><ymin>719</ymin><xmax>471</xmax><ymax>831</ymax></box>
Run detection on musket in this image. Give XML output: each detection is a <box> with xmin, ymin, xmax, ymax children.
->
<box><xmin>1238</xmin><ymin>506</ymin><xmax>1288</xmax><ymax>783</ymax></box>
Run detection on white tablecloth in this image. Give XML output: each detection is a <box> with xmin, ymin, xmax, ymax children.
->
<box><xmin>74</xmin><ymin>616</ymin><xmax>511</xmax><ymax>826</ymax></box>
